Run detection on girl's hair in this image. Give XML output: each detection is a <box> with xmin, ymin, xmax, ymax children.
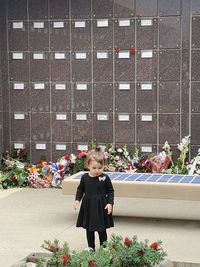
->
<box><xmin>86</xmin><ymin>147</ymin><xmax>105</xmax><ymax>167</ymax></box>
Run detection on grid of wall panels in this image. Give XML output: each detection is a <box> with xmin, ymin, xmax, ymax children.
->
<box><xmin>0</xmin><ymin>0</ymin><xmax>199</xmax><ymax>162</ymax></box>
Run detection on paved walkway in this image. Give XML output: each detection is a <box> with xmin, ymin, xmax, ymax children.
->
<box><xmin>0</xmin><ymin>188</ymin><xmax>200</xmax><ymax>267</ymax></box>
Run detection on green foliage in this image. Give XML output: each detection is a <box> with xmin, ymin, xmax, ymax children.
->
<box><xmin>40</xmin><ymin>235</ymin><xmax>167</xmax><ymax>267</ymax></box>
<box><xmin>72</xmin><ymin>159</ymin><xmax>85</xmax><ymax>174</ymax></box>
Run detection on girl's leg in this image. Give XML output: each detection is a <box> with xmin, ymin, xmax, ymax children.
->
<box><xmin>98</xmin><ymin>230</ymin><xmax>107</xmax><ymax>246</ymax></box>
<box><xmin>86</xmin><ymin>229</ymin><xmax>95</xmax><ymax>250</ymax></box>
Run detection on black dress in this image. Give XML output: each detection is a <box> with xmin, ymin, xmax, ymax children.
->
<box><xmin>75</xmin><ymin>173</ymin><xmax>114</xmax><ymax>232</ymax></box>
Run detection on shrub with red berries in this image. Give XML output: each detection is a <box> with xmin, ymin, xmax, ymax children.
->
<box><xmin>40</xmin><ymin>235</ymin><xmax>167</xmax><ymax>266</ymax></box>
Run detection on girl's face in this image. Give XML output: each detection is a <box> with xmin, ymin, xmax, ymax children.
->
<box><xmin>88</xmin><ymin>160</ymin><xmax>104</xmax><ymax>177</ymax></box>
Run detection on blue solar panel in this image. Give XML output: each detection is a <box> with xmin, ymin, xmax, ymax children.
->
<box><xmin>135</xmin><ymin>174</ymin><xmax>152</xmax><ymax>181</ymax></box>
<box><xmin>191</xmin><ymin>176</ymin><xmax>200</xmax><ymax>184</ymax></box>
<box><xmin>179</xmin><ymin>176</ymin><xmax>194</xmax><ymax>183</ymax></box>
<box><xmin>147</xmin><ymin>174</ymin><xmax>163</xmax><ymax>182</ymax></box>
<box><xmin>126</xmin><ymin>173</ymin><xmax>142</xmax><ymax>181</ymax></box>
<box><xmin>74</xmin><ymin>172</ymin><xmax>200</xmax><ymax>184</ymax></box>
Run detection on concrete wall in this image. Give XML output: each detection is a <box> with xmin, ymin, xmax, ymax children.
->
<box><xmin>0</xmin><ymin>0</ymin><xmax>199</xmax><ymax>163</ymax></box>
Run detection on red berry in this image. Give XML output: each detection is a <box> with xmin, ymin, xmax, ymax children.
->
<box><xmin>62</xmin><ymin>255</ymin><xmax>70</xmax><ymax>265</ymax></box>
<box><xmin>124</xmin><ymin>237</ymin><xmax>133</xmax><ymax>247</ymax></box>
<box><xmin>150</xmin><ymin>242</ymin><xmax>159</xmax><ymax>250</ymax></box>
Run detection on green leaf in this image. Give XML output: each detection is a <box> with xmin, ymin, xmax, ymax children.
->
<box><xmin>1</xmin><ymin>171</ymin><xmax>14</xmax><ymax>182</ymax></box>
<box><xmin>18</xmin><ymin>171</ymin><xmax>28</xmax><ymax>187</ymax></box>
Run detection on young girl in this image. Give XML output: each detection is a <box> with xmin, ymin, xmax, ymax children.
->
<box><xmin>73</xmin><ymin>148</ymin><xmax>114</xmax><ymax>251</ymax></box>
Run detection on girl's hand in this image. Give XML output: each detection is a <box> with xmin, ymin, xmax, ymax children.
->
<box><xmin>105</xmin><ymin>204</ymin><xmax>112</xmax><ymax>214</ymax></box>
<box><xmin>73</xmin><ymin>200</ymin><xmax>80</xmax><ymax>210</ymax></box>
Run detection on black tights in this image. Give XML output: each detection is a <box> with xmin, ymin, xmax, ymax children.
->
<box><xmin>86</xmin><ymin>229</ymin><xmax>107</xmax><ymax>250</ymax></box>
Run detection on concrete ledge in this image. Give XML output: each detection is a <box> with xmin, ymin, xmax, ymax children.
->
<box><xmin>62</xmin><ymin>172</ymin><xmax>200</xmax><ymax>201</ymax></box>
<box><xmin>62</xmin><ymin>172</ymin><xmax>200</xmax><ymax>220</ymax></box>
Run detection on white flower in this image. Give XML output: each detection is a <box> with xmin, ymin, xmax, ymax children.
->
<box><xmin>177</xmin><ymin>144</ymin><xmax>183</xmax><ymax>152</ymax></box>
<box><xmin>117</xmin><ymin>148</ymin><xmax>123</xmax><ymax>153</ymax></box>
<box><xmin>70</xmin><ymin>154</ymin><xmax>76</xmax><ymax>163</ymax></box>
<box><xmin>123</xmin><ymin>151</ymin><xmax>129</xmax><ymax>157</ymax></box>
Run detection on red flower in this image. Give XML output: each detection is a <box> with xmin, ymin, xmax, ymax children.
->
<box><xmin>64</xmin><ymin>155</ymin><xmax>70</xmax><ymax>161</ymax></box>
<box><xmin>89</xmin><ymin>260</ymin><xmax>97</xmax><ymax>267</ymax></box>
<box><xmin>62</xmin><ymin>255</ymin><xmax>70</xmax><ymax>265</ymax></box>
<box><xmin>150</xmin><ymin>242</ymin><xmax>159</xmax><ymax>250</ymax></box>
<box><xmin>124</xmin><ymin>237</ymin><xmax>133</xmax><ymax>247</ymax></box>
<box><xmin>11</xmin><ymin>175</ymin><xmax>18</xmax><ymax>183</ymax></box>
<box><xmin>114</xmin><ymin>47</ymin><xmax>120</xmax><ymax>54</ymax></box>
<box><xmin>77</xmin><ymin>150</ymin><xmax>88</xmax><ymax>159</ymax></box>
<box><xmin>18</xmin><ymin>149</ymin><xmax>27</xmax><ymax>158</ymax></box>
<box><xmin>58</xmin><ymin>164</ymin><xmax>64</xmax><ymax>170</ymax></box>
<box><xmin>130</xmin><ymin>47</ymin><xmax>135</xmax><ymax>56</ymax></box>
<box><xmin>48</xmin><ymin>245</ymin><xmax>59</xmax><ymax>252</ymax></box>
<box><xmin>126</xmin><ymin>163</ymin><xmax>131</xmax><ymax>170</ymax></box>
<box><xmin>36</xmin><ymin>163</ymin><xmax>43</xmax><ymax>169</ymax></box>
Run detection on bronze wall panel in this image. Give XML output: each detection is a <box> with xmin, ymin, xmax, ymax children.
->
<box><xmin>93</xmin><ymin>113</ymin><xmax>113</xmax><ymax>143</ymax></box>
<box><xmin>71</xmin><ymin>20</ymin><xmax>91</xmax><ymax>51</ymax></box>
<box><xmin>192</xmin><ymin>0</ymin><xmax>200</xmax><ymax>15</ymax></box>
<box><xmin>51</xmin><ymin>83</ymin><xmax>71</xmax><ymax>112</ymax></box>
<box><xmin>50</xmin><ymin>21</ymin><xmax>70</xmax><ymax>51</ymax></box>
<box><xmin>115</xmin><ymin>83</ymin><xmax>135</xmax><ymax>113</ymax></box>
<box><xmin>31</xmin><ymin>113</ymin><xmax>50</xmax><ymax>141</ymax></box>
<box><xmin>114</xmin><ymin>0</ymin><xmax>135</xmax><ymax>18</ymax></box>
<box><xmin>7</xmin><ymin>0</ymin><xmax>27</xmax><ymax>20</ymax></box>
<box><xmin>71</xmin><ymin>0</ymin><xmax>91</xmax><ymax>19</ymax></box>
<box><xmin>136</xmin><ymin>114</ymin><xmax>157</xmax><ymax>143</ymax></box>
<box><xmin>135</xmin><ymin>0</ymin><xmax>157</xmax><ymax>16</ymax></box>
<box><xmin>93</xmin><ymin>19</ymin><xmax>113</xmax><ymax>50</ymax></box>
<box><xmin>9</xmin><ymin>52</ymin><xmax>29</xmax><ymax>82</ymax></box>
<box><xmin>93</xmin><ymin>83</ymin><xmax>113</xmax><ymax>112</ymax></box>
<box><xmin>29</xmin><ymin>22</ymin><xmax>49</xmax><ymax>51</ymax></box>
<box><xmin>30</xmin><ymin>52</ymin><xmax>49</xmax><ymax>81</ymax></box>
<box><xmin>8</xmin><ymin>22</ymin><xmax>28</xmax><ymax>51</ymax></box>
<box><xmin>159</xmin><ymin>82</ymin><xmax>180</xmax><ymax>113</ymax></box>
<box><xmin>92</xmin><ymin>0</ymin><xmax>113</xmax><ymax>18</ymax></box>
<box><xmin>191</xmin><ymin>114</ymin><xmax>200</xmax><ymax>145</ymax></box>
<box><xmin>115</xmin><ymin>55</ymin><xmax>135</xmax><ymax>81</ymax></box>
<box><xmin>28</xmin><ymin>0</ymin><xmax>48</xmax><ymax>20</ymax></box>
<box><xmin>191</xmin><ymin>50</ymin><xmax>200</xmax><ymax>80</ymax></box>
<box><xmin>191</xmin><ymin>82</ymin><xmax>200</xmax><ymax>112</ymax></box>
<box><xmin>72</xmin><ymin>83</ymin><xmax>92</xmax><ymax>112</ymax></box>
<box><xmin>159</xmin><ymin>50</ymin><xmax>180</xmax><ymax>81</ymax></box>
<box><xmin>192</xmin><ymin>17</ymin><xmax>200</xmax><ymax>49</ymax></box>
<box><xmin>11</xmin><ymin>113</ymin><xmax>30</xmax><ymax>141</ymax></box>
<box><xmin>49</xmin><ymin>0</ymin><xmax>69</xmax><ymax>19</ymax></box>
<box><xmin>30</xmin><ymin>83</ymin><xmax>50</xmax><ymax>112</ymax></box>
<box><xmin>10</xmin><ymin>84</ymin><xmax>30</xmax><ymax>112</ymax></box>
<box><xmin>52</xmin><ymin>143</ymin><xmax>71</xmax><ymax>162</ymax></box>
<box><xmin>159</xmin><ymin>114</ymin><xmax>180</xmax><ymax>144</ymax></box>
<box><xmin>136</xmin><ymin>82</ymin><xmax>157</xmax><ymax>113</ymax></box>
<box><xmin>137</xmin><ymin>52</ymin><xmax>157</xmax><ymax>81</ymax></box>
<box><xmin>114</xmin><ymin>19</ymin><xmax>135</xmax><ymax>49</ymax></box>
<box><xmin>72</xmin><ymin>53</ymin><xmax>91</xmax><ymax>82</ymax></box>
<box><xmin>158</xmin><ymin>0</ymin><xmax>181</xmax><ymax>16</ymax></box>
<box><xmin>51</xmin><ymin>52</ymin><xmax>71</xmax><ymax>82</ymax></box>
<box><xmin>93</xmin><ymin>52</ymin><xmax>113</xmax><ymax>82</ymax></box>
<box><xmin>137</xmin><ymin>18</ymin><xmax>158</xmax><ymax>49</ymax></box>
<box><xmin>31</xmin><ymin>142</ymin><xmax>51</xmax><ymax>163</ymax></box>
<box><xmin>159</xmin><ymin>17</ymin><xmax>181</xmax><ymax>49</ymax></box>
<box><xmin>115</xmin><ymin>114</ymin><xmax>135</xmax><ymax>143</ymax></box>
<box><xmin>51</xmin><ymin>113</ymin><xmax>71</xmax><ymax>142</ymax></box>
<box><xmin>72</xmin><ymin>113</ymin><xmax>92</xmax><ymax>142</ymax></box>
